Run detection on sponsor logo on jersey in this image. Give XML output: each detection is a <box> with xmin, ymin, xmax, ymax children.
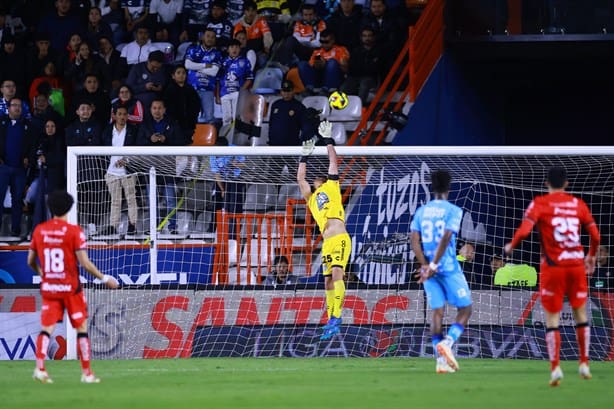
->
<box><xmin>43</xmin><ymin>236</ymin><xmax>63</xmax><ymax>244</ymax></box>
<box><xmin>41</xmin><ymin>283</ymin><xmax>72</xmax><ymax>292</ymax></box>
<box><xmin>558</xmin><ymin>250</ymin><xmax>585</xmax><ymax>260</ymax></box>
<box><xmin>554</xmin><ymin>207</ymin><xmax>577</xmax><ymax>215</ymax></box>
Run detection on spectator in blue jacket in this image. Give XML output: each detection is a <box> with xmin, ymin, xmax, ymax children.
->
<box><xmin>0</xmin><ymin>97</ymin><xmax>35</xmax><ymax>237</ymax></box>
<box><xmin>136</xmin><ymin>98</ymin><xmax>184</xmax><ymax>233</ymax></box>
<box><xmin>126</xmin><ymin>50</ymin><xmax>168</xmax><ymax>110</ymax></box>
<box><xmin>0</xmin><ymin>79</ymin><xmax>31</xmax><ymax>119</ymax></box>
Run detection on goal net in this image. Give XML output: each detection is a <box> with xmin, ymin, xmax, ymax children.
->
<box><xmin>65</xmin><ymin>146</ymin><xmax>614</xmax><ymax>361</ymax></box>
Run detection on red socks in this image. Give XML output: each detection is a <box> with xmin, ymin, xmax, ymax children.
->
<box><xmin>576</xmin><ymin>323</ymin><xmax>590</xmax><ymax>365</ymax></box>
<box><xmin>77</xmin><ymin>333</ymin><xmax>92</xmax><ymax>375</ymax></box>
<box><xmin>35</xmin><ymin>331</ymin><xmax>50</xmax><ymax>371</ymax></box>
<box><xmin>545</xmin><ymin>328</ymin><xmax>561</xmax><ymax>371</ymax></box>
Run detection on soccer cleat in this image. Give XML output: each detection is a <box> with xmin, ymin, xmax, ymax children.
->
<box><xmin>320</xmin><ymin>324</ymin><xmax>340</xmax><ymax>341</ymax></box>
<box><xmin>436</xmin><ymin>342</ymin><xmax>459</xmax><ymax>371</ymax></box>
<box><xmin>33</xmin><ymin>368</ymin><xmax>53</xmax><ymax>384</ymax></box>
<box><xmin>436</xmin><ymin>358</ymin><xmax>456</xmax><ymax>374</ymax></box>
<box><xmin>81</xmin><ymin>373</ymin><xmax>101</xmax><ymax>384</ymax></box>
<box><xmin>578</xmin><ymin>363</ymin><xmax>592</xmax><ymax>380</ymax></box>
<box><xmin>321</xmin><ymin>317</ymin><xmax>342</xmax><ymax>331</ymax></box>
<box><xmin>549</xmin><ymin>366</ymin><xmax>564</xmax><ymax>387</ymax></box>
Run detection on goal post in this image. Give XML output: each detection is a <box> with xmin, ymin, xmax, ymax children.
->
<box><xmin>65</xmin><ymin>146</ymin><xmax>614</xmax><ymax>360</ymax></box>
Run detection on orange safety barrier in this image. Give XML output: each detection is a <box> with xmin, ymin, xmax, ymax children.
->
<box><xmin>346</xmin><ymin>37</ymin><xmax>411</xmax><ymax>147</ymax></box>
<box><xmin>282</xmin><ymin>198</ymin><xmax>317</xmax><ymax>275</ymax></box>
<box><xmin>213</xmin><ymin>211</ymin><xmax>291</xmax><ymax>285</ymax></box>
<box><xmin>210</xmin><ymin>193</ymin><xmax>343</xmax><ymax>283</ymax></box>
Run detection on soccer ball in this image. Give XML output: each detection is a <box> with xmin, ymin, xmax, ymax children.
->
<box><xmin>328</xmin><ymin>91</ymin><xmax>348</xmax><ymax>110</ymax></box>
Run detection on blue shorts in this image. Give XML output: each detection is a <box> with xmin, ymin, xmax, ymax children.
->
<box><xmin>423</xmin><ymin>272</ymin><xmax>472</xmax><ymax>309</ymax></box>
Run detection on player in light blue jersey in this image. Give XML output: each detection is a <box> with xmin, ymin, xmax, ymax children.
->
<box><xmin>410</xmin><ymin>170</ymin><xmax>472</xmax><ymax>373</ymax></box>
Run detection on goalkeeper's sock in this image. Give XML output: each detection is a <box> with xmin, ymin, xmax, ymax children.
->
<box><xmin>575</xmin><ymin>322</ymin><xmax>590</xmax><ymax>365</ymax></box>
<box><xmin>545</xmin><ymin>327</ymin><xmax>561</xmax><ymax>371</ymax></box>
<box><xmin>432</xmin><ymin>334</ymin><xmax>443</xmax><ymax>358</ymax></box>
<box><xmin>443</xmin><ymin>323</ymin><xmax>465</xmax><ymax>346</ymax></box>
<box><xmin>35</xmin><ymin>331</ymin><xmax>50</xmax><ymax>371</ymax></box>
<box><xmin>332</xmin><ymin>279</ymin><xmax>346</xmax><ymax>319</ymax></box>
<box><xmin>77</xmin><ymin>333</ymin><xmax>93</xmax><ymax>375</ymax></box>
<box><xmin>325</xmin><ymin>289</ymin><xmax>335</xmax><ymax>320</ymax></box>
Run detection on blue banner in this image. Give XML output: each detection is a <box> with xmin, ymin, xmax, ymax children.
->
<box><xmin>0</xmin><ymin>246</ymin><xmax>215</xmax><ymax>285</ymax></box>
<box><xmin>191</xmin><ymin>324</ymin><xmax>612</xmax><ymax>360</ymax></box>
<box><xmin>345</xmin><ymin>159</ymin><xmax>514</xmax><ymax>285</ymax></box>
<box><xmin>344</xmin><ymin>157</ymin><xmax>614</xmax><ymax>286</ymax></box>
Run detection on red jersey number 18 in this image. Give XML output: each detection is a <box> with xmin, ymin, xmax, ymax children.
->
<box><xmin>43</xmin><ymin>248</ymin><xmax>65</xmax><ymax>274</ymax></box>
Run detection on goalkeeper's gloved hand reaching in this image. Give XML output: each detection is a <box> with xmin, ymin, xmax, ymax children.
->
<box><xmin>300</xmin><ymin>137</ymin><xmax>316</xmax><ymax>162</ymax></box>
<box><xmin>318</xmin><ymin>120</ymin><xmax>334</xmax><ymax>145</ymax></box>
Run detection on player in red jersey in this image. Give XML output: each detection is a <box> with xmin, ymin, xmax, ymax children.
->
<box><xmin>28</xmin><ymin>190</ymin><xmax>119</xmax><ymax>384</ymax></box>
<box><xmin>504</xmin><ymin>167</ymin><xmax>600</xmax><ymax>387</ymax></box>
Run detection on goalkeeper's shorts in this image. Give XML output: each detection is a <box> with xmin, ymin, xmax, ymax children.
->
<box><xmin>321</xmin><ymin>232</ymin><xmax>351</xmax><ymax>276</ymax></box>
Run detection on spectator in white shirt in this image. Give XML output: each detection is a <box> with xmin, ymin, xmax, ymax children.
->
<box><xmin>102</xmin><ymin>105</ymin><xmax>139</xmax><ymax>235</ymax></box>
<box><xmin>120</xmin><ymin>25</ymin><xmax>156</xmax><ymax>65</ymax></box>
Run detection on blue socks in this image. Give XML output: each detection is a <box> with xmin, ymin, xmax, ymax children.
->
<box><xmin>432</xmin><ymin>334</ymin><xmax>443</xmax><ymax>357</ymax></box>
<box><xmin>446</xmin><ymin>323</ymin><xmax>465</xmax><ymax>344</ymax></box>
<box><xmin>433</xmin><ymin>323</ymin><xmax>465</xmax><ymax>357</ymax></box>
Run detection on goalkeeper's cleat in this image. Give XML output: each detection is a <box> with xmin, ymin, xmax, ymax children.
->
<box><xmin>436</xmin><ymin>358</ymin><xmax>456</xmax><ymax>374</ymax></box>
<box><xmin>81</xmin><ymin>373</ymin><xmax>101</xmax><ymax>384</ymax></box>
<box><xmin>33</xmin><ymin>368</ymin><xmax>53</xmax><ymax>384</ymax></box>
<box><xmin>549</xmin><ymin>366</ymin><xmax>564</xmax><ymax>387</ymax></box>
<box><xmin>436</xmin><ymin>341</ymin><xmax>459</xmax><ymax>371</ymax></box>
<box><xmin>578</xmin><ymin>363</ymin><xmax>592</xmax><ymax>380</ymax></box>
<box><xmin>320</xmin><ymin>324</ymin><xmax>340</xmax><ymax>341</ymax></box>
<box><xmin>321</xmin><ymin>316</ymin><xmax>342</xmax><ymax>331</ymax></box>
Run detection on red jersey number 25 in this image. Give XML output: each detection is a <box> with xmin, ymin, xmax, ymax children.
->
<box><xmin>551</xmin><ymin>216</ymin><xmax>580</xmax><ymax>248</ymax></box>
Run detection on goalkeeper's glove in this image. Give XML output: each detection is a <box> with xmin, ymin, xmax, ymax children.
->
<box><xmin>318</xmin><ymin>120</ymin><xmax>334</xmax><ymax>145</ymax></box>
<box><xmin>300</xmin><ymin>137</ymin><xmax>316</xmax><ymax>162</ymax></box>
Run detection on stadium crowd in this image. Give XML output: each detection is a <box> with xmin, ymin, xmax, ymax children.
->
<box><xmin>0</xmin><ymin>0</ymin><xmax>425</xmax><ymax>238</ymax></box>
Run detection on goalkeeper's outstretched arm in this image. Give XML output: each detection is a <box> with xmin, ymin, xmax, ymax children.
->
<box><xmin>297</xmin><ymin>136</ymin><xmax>315</xmax><ymax>200</ymax></box>
<box><xmin>318</xmin><ymin>120</ymin><xmax>338</xmax><ymax>176</ymax></box>
<box><xmin>297</xmin><ymin>161</ymin><xmax>311</xmax><ymax>200</ymax></box>
<box><xmin>327</xmin><ymin>144</ymin><xmax>338</xmax><ymax>176</ymax></box>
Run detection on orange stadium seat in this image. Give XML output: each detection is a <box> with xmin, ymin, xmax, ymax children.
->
<box><xmin>191</xmin><ymin>124</ymin><xmax>217</xmax><ymax>146</ymax></box>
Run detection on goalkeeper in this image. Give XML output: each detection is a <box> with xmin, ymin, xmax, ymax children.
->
<box><xmin>297</xmin><ymin>119</ymin><xmax>351</xmax><ymax>341</ymax></box>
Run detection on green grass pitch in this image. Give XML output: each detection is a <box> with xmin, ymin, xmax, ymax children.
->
<box><xmin>2</xmin><ymin>358</ymin><xmax>612</xmax><ymax>409</ymax></box>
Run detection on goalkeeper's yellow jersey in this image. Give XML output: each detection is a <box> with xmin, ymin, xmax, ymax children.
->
<box><xmin>308</xmin><ymin>178</ymin><xmax>346</xmax><ymax>233</ymax></box>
